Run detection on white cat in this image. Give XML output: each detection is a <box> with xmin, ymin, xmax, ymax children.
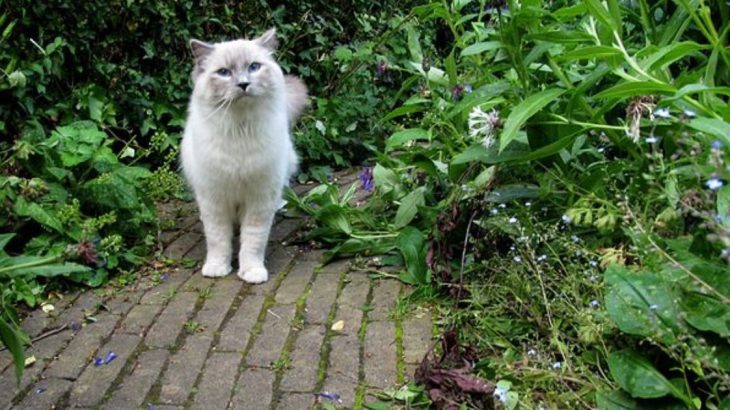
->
<box><xmin>181</xmin><ymin>28</ymin><xmax>307</xmax><ymax>283</ymax></box>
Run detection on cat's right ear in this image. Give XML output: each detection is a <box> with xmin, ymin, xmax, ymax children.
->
<box><xmin>189</xmin><ymin>39</ymin><xmax>214</xmax><ymax>62</ymax></box>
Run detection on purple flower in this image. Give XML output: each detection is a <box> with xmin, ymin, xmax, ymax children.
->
<box><xmin>94</xmin><ymin>357</ymin><xmax>104</xmax><ymax>366</ymax></box>
<box><xmin>160</xmin><ymin>273</ymin><xmax>170</xmax><ymax>281</ymax></box>
<box><xmin>452</xmin><ymin>84</ymin><xmax>465</xmax><ymax>101</ymax></box>
<box><xmin>359</xmin><ymin>167</ymin><xmax>374</xmax><ymax>192</ymax></box>
<box><xmin>314</xmin><ymin>392</ymin><xmax>343</xmax><ymax>404</ymax></box>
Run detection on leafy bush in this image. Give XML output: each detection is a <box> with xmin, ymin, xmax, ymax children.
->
<box><xmin>288</xmin><ymin>0</ymin><xmax>730</xmax><ymax>407</ymax></box>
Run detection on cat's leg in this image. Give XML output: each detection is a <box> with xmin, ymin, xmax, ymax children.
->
<box><xmin>237</xmin><ymin>205</ymin><xmax>275</xmax><ymax>283</ymax></box>
<box><xmin>199</xmin><ymin>198</ymin><xmax>234</xmax><ymax>277</ymax></box>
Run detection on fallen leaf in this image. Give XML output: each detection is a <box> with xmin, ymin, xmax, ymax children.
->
<box><xmin>41</xmin><ymin>303</ymin><xmax>55</xmax><ymax>314</ymax></box>
<box><xmin>331</xmin><ymin>320</ymin><xmax>345</xmax><ymax>332</ymax></box>
<box><xmin>24</xmin><ymin>356</ymin><xmax>37</xmax><ymax>367</ymax></box>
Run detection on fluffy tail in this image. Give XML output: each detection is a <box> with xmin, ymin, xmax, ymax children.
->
<box><xmin>284</xmin><ymin>75</ymin><xmax>308</xmax><ymax>124</ymax></box>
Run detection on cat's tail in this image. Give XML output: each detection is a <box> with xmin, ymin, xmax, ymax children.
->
<box><xmin>284</xmin><ymin>75</ymin><xmax>308</xmax><ymax>124</ymax></box>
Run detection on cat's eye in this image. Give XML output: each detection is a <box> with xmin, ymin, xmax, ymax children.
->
<box><xmin>248</xmin><ymin>62</ymin><xmax>261</xmax><ymax>73</ymax></box>
<box><xmin>216</xmin><ymin>68</ymin><xmax>231</xmax><ymax>76</ymax></box>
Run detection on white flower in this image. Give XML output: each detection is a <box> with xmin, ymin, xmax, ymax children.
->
<box><xmin>649</xmin><ymin>304</ymin><xmax>659</xmax><ymax>311</ymax></box>
<box><xmin>552</xmin><ymin>361</ymin><xmax>562</xmax><ymax>369</ymax></box>
<box><xmin>645</xmin><ymin>135</ymin><xmax>658</xmax><ymax>144</ymax></box>
<box><xmin>571</xmin><ymin>235</ymin><xmax>580</xmax><ymax>243</ymax></box>
<box><xmin>561</xmin><ymin>214</ymin><xmax>572</xmax><ymax>224</ymax></box>
<box><xmin>682</xmin><ymin>109</ymin><xmax>696</xmax><ymax>118</ymax></box>
<box><xmin>527</xmin><ymin>348</ymin><xmax>537</xmax><ymax>356</ymax></box>
<box><xmin>468</xmin><ymin>107</ymin><xmax>501</xmax><ymax>149</ymax></box>
<box><xmin>491</xmin><ymin>208</ymin><xmax>499</xmax><ymax>215</ymax></box>
<box><xmin>590</xmin><ymin>300</ymin><xmax>600</xmax><ymax>308</ymax></box>
<box><xmin>493</xmin><ymin>386</ymin><xmax>508</xmax><ymax>404</ymax></box>
<box><xmin>589</xmin><ymin>260</ymin><xmax>599</xmax><ymax>268</ymax></box>
<box><xmin>706</xmin><ymin>178</ymin><xmax>724</xmax><ymax>190</ymax></box>
<box><xmin>537</xmin><ymin>254</ymin><xmax>547</xmax><ymax>262</ymax></box>
<box><xmin>499</xmin><ymin>203</ymin><xmax>507</xmax><ymax>209</ymax></box>
<box><xmin>508</xmin><ymin>217</ymin><xmax>518</xmax><ymax>224</ymax></box>
<box><xmin>513</xmin><ymin>256</ymin><xmax>522</xmax><ymax>263</ymax></box>
<box><xmin>654</xmin><ymin>108</ymin><xmax>671</xmax><ymax>119</ymax></box>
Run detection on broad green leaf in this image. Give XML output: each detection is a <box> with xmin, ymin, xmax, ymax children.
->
<box><xmin>1</xmin><ymin>262</ymin><xmax>91</xmax><ymax>278</ymax></box>
<box><xmin>686</xmin><ymin>118</ymin><xmax>730</xmax><ymax>145</ymax></box>
<box><xmin>460</xmin><ymin>41</ymin><xmax>502</xmax><ymax>57</ymax></box>
<box><xmin>596</xmin><ymin>390</ymin><xmax>684</xmax><ymax>410</ymax></box>
<box><xmin>641</xmin><ymin>41</ymin><xmax>706</xmax><ymax>70</ymax></box>
<box><xmin>594</xmin><ymin>81</ymin><xmax>677</xmax><ymax>99</ymax></box>
<box><xmin>406</xmin><ymin>25</ymin><xmax>422</xmax><ymax>62</ymax></box>
<box><xmin>386</xmin><ymin>128</ymin><xmax>431</xmax><ymax>152</ymax></box>
<box><xmin>583</xmin><ymin>0</ymin><xmax>618</xmax><ymax>31</ymax></box>
<box><xmin>49</xmin><ymin>121</ymin><xmax>108</xmax><ymax>167</ymax></box>
<box><xmin>444</xmin><ymin>52</ymin><xmax>457</xmax><ymax>84</ymax></box>
<box><xmin>373</xmin><ymin>164</ymin><xmax>401</xmax><ymax>195</ymax></box>
<box><xmin>13</xmin><ymin>198</ymin><xmax>64</xmax><ymax>233</ymax></box>
<box><xmin>333</xmin><ymin>46</ymin><xmax>353</xmax><ymax>61</ymax></box>
<box><xmin>383</xmin><ymin>105</ymin><xmax>425</xmax><ymax>122</ymax></box>
<box><xmin>0</xmin><ymin>233</ymin><xmax>14</xmax><ymax>253</ymax></box>
<box><xmin>0</xmin><ymin>316</ymin><xmax>28</xmax><ymax>384</ymax></box>
<box><xmin>316</xmin><ymin>204</ymin><xmax>352</xmax><ymax>235</ymax></box>
<box><xmin>395</xmin><ymin>226</ymin><xmax>428</xmax><ymax>285</ymax></box>
<box><xmin>524</xmin><ymin>31</ymin><xmax>594</xmax><ymax>44</ymax></box>
<box><xmin>608</xmin><ymin>350</ymin><xmax>683</xmax><ymax>400</ymax></box>
<box><xmin>558</xmin><ymin>46</ymin><xmax>621</xmax><ymax>61</ymax></box>
<box><xmin>500</xmin><ymin>88</ymin><xmax>565</xmax><ymax>152</ymax></box>
<box><xmin>663</xmin><ymin>84</ymin><xmax>730</xmax><ymax>102</ymax></box>
<box><xmin>681</xmin><ymin>292</ymin><xmax>730</xmax><ymax>337</ymax></box>
<box><xmin>394</xmin><ymin>187</ymin><xmax>425</xmax><ymax>228</ymax></box>
<box><xmin>604</xmin><ymin>265</ymin><xmax>682</xmax><ymax>343</ymax></box>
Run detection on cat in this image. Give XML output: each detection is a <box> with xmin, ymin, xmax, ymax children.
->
<box><xmin>181</xmin><ymin>28</ymin><xmax>307</xmax><ymax>283</ymax></box>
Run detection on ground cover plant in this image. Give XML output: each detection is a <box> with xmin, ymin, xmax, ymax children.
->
<box><xmin>287</xmin><ymin>0</ymin><xmax>730</xmax><ymax>408</ymax></box>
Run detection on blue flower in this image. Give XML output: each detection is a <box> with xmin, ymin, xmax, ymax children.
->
<box><xmin>706</xmin><ymin>178</ymin><xmax>724</xmax><ymax>190</ymax></box>
<box><xmin>654</xmin><ymin>108</ymin><xmax>671</xmax><ymax>119</ymax></box>
<box><xmin>105</xmin><ymin>351</ymin><xmax>117</xmax><ymax>364</ymax></box>
<box><xmin>358</xmin><ymin>167</ymin><xmax>374</xmax><ymax>192</ymax></box>
<box><xmin>711</xmin><ymin>140</ymin><xmax>723</xmax><ymax>150</ymax></box>
<box><xmin>314</xmin><ymin>392</ymin><xmax>342</xmax><ymax>404</ymax></box>
<box><xmin>94</xmin><ymin>357</ymin><xmax>104</xmax><ymax>366</ymax></box>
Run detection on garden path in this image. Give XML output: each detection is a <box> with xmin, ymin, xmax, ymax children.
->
<box><xmin>0</xmin><ymin>172</ymin><xmax>433</xmax><ymax>409</ymax></box>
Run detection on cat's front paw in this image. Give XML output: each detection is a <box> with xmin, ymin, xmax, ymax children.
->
<box><xmin>238</xmin><ymin>266</ymin><xmax>268</xmax><ymax>284</ymax></box>
<box><xmin>202</xmin><ymin>260</ymin><xmax>232</xmax><ymax>277</ymax></box>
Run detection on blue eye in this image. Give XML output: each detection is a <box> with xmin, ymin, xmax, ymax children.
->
<box><xmin>216</xmin><ymin>68</ymin><xmax>231</xmax><ymax>76</ymax></box>
<box><xmin>248</xmin><ymin>62</ymin><xmax>261</xmax><ymax>73</ymax></box>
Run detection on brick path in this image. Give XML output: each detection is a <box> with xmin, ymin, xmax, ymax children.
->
<box><xmin>0</xmin><ymin>179</ymin><xmax>433</xmax><ymax>409</ymax></box>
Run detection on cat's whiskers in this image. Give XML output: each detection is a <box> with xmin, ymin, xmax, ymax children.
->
<box><xmin>205</xmin><ymin>98</ymin><xmax>232</xmax><ymax>120</ymax></box>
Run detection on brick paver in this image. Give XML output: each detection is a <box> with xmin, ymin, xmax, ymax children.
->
<box><xmin>5</xmin><ymin>176</ymin><xmax>433</xmax><ymax>409</ymax></box>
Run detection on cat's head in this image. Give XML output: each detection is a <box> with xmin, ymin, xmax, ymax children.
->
<box><xmin>188</xmin><ymin>28</ymin><xmax>284</xmax><ymax>103</ymax></box>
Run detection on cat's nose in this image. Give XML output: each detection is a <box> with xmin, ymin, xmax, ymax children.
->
<box><xmin>237</xmin><ymin>82</ymin><xmax>251</xmax><ymax>91</ymax></box>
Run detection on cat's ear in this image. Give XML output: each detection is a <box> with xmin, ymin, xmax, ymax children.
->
<box><xmin>255</xmin><ymin>28</ymin><xmax>278</xmax><ymax>51</ymax></box>
<box><xmin>189</xmin><ymin>39</ymin><xmax>214</xmax><ymax>62</ymax></box>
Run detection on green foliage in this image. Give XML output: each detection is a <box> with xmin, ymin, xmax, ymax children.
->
<box><xmin>287</xmin><ymin>0</ymin><xmax>730</xmax><ymax>407</ymax></box>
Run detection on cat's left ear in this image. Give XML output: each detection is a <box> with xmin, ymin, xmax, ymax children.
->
<box><xmin>255</xmin><ymin>28</ymin><xmax>279</xmax><ymax>51</ymax></box>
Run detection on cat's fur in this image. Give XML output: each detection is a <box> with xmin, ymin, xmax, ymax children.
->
<box><xmin>181</xmin><ymin>28</ymin><xmax>307</xmax><ymax>283</ymax></box>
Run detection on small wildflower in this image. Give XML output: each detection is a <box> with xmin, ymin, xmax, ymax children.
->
<box><xmin>527</xmin><ymin>348</ymin><xmax>537</xmax><ymax>356</ymax></box>
<box><xmin>561</xmin><ymin>214</ymin><xmax>572</xmax><ymax>224</ymax></box>
<box><xmin>513</xmin><ymin>255</ymin><xmax>522</xmax><ymax>263</ymax></box>
<box><xmin>571</xmin><ymin>234</ymin><xmax>580</xmax><ymax>243</ymax></box>
<box><xmin>649</xmin><ymin>304</ymin><xmax>659</xmax><ymax>311</ymax></box>
<box><xmin>721</xmin><ymin>248</ymin><xmax>729</xmax><ymax>258</ymax></box>
<box><xmin>160</xmin><ymin>273</ymin><xmax>170</xmax><ymax>281</ymax></box>
<box><xmin>508</xmin><ymin>217</ymin><xmax>518</xmax><ymax>224</ymax></box>
<box><xmin>452</xmin><ymin>84</ymin><xmax>465</xmax><ymax>101</ymax></box>
<box><xmin>537</xmin><ymin>254</ymin><xmax>547</xmax><ymax>262</ymax></box>
<box><xmin>682</xmin><ymin>109</ymin><xmax>696</xmax><ymax>118</ymax></box>
<box><xmin>468</xmin><ymin>107</ymin><xmax>501</xmax><ymax>148</ymax></box>
<box><xmin>711</xmin><ymin>140</ymin><xmax>723</xmax><ymax>150</ymax></box>
<box><xmin>499</xmin><ymin>203</ymin><xmax>507</xmax><ymax>209</ymax></box>
<box><xmin>490</xmin><ymin>208</ymin><xmax>499</xmax><ymax>215</ymax></box>
<box><xmin>645</xmin><ymin>135</ymin><xmax>658</xmax><ymax>144</ymax></box>
<box><xmin>35</xmin><ymin>386</ymin><xmax>46</xmax><ymax>394</ymax></box>
<box><xmin>525</xmin><ymin>201</ymin><xmax>532</xmax><ymax>207</ymax></box>
<box><xmin>590</xmin><ymin>300</ymin><xmax>600</xmax><ymax>308</ymax></box>
<box><xmin>358</xmin><ymin>167</ymin><xmax>374</xmax><ymax>192</ymax></box>
<box><xmin>464</xmin><ymin>84</ymin><xmax>473</xmax><ymax>93</ymax></box>
<box><xmin>589</xmin><ymin>275</ymin><xmax>598</xmax><ymax>282</ymax></box>
<box><xmin>314</xmin><ymin>392</ymin><xmax>343</xmax><ymax>404</ymax></box>
<box><xmin>654</xmin><ymin>107</ymin><xmax>671</xmax><ymax>119</ymax></box>
<box><xmin>589</xmin><ymin>260</ymin><xmax>599</xmax><ymax>268</ymax></box>
<box><xmin>706</xmin><ymin>178</ymin><xmax>724</xmax><ymax>190</ymax></box>
<box><xmin>493</xmin><ymin>386</ymin><xmax>509</xmax><ymax>404</ymax></box>
<box><xmin>94</xmin><ymin>357</ymin><xmax>105</xmax><ymax>366</ymax></box>
<box><xmin>551</xmin><ymin>361</ymin><xmax>562</xmax><ymax>369</ymax></box>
